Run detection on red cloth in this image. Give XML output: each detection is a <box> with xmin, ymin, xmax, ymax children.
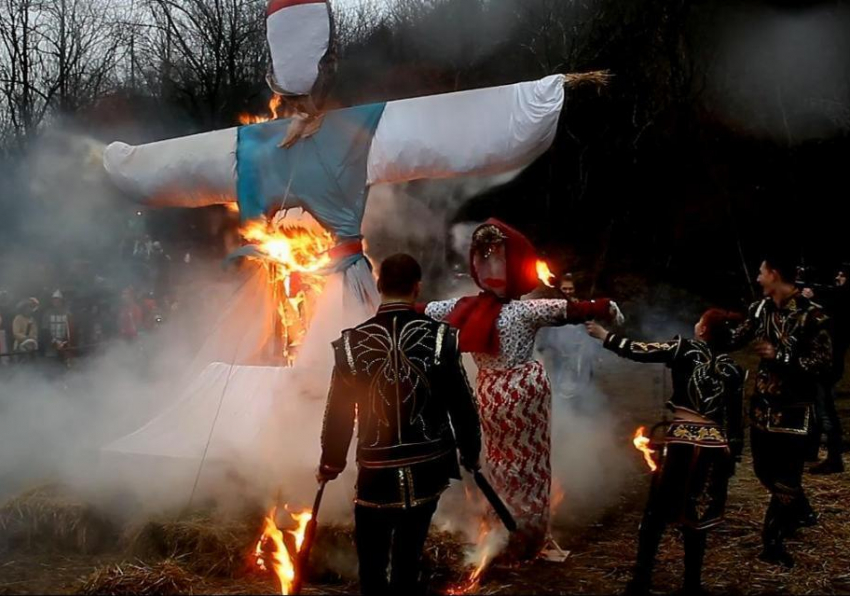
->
<box><xmin>566</xmin><ymin>298</ymin><xmax>612</xmax><ymax>323</ymax></box>
<box><xmin>445</xmin><ymin>292</ymin><xmax>506</xmax><ymax>354</ymax></box>
<box><xmin>328</xmin><ymin>238</ymin><xmax>363</xmax><ymax>261</ymax></box>
<box><xmin>479</xmin><ymin>360</ymin><xmax>552</xmax><ymax>558</ymax></box>
<box><xmin>468</xmin><ymin>219</ymin><xmax>539</xmax><ymax>300</ymax></box>
<box><xmin>446</xmin><ymin>219</ymin><xmax>539</xmax><ymax>355</ymax></box>
<box><xmin>267</xmin><ymin>0</ymin><xmax>325</xmax><ymax>16</ymax></box>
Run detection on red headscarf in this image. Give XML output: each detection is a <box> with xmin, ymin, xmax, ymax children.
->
<box><xmin>446</xmin><ymin>219</ymin><xmax>540</xmax><ymax>354</ymax></box>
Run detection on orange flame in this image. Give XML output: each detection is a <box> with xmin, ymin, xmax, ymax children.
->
<box><xmin>240</xmin><ymin>95</ymin><xmax>283</xmax><ymax>125</ymax></box>
<box><xmin>254</xmin><ymin>506</ymin><xmax>312</xmax><ymax>595</ymax></box>
<box><xmin>239</xmin><ymin>216</ymin><xmax>334</xmax><ymax>362</ymax></box>
<box><xmin>224</xmin><ymin>202</ymin><xmax>240</xmax><ymax>214</ymax></box>
<box><xmin>536</xmin><ymin>260</ymin><xmax>555</xmax><ymax>288</ymax></box>
<box><xmin>241</xmin><ymin>220</ymin><xmax>333</xmax><ymax>274</ymax></box>
<box><xmin>633</xmin><ymin>426</ymin><xmax>657</xmax><ymax>472</ymax></box>
<box><xmin>551</xmin><ymin>478</ymin><xmax>566</xmax><ymax>515</ymax></box>
<box><xmin>447</xmin><ymin>520</ymin><xmax>499</xmax><ymax>595</ymax></box>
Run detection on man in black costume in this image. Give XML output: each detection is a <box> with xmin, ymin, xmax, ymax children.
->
<box><xmin>587</xmin><ymin>308</ymin><xmax>745</xmax><ymax>595</ymax></box>
<box><xmin>803</xmin><ymin>267</ymin><xmax>848</xmax><ymax>474</ymax></box>
<box><xmin>318</xmin><ymin>254</ymin><xmax>482</xmax><ymax>595</ymax></box>
<box><xmin>729</xmin><ymin>253</ymin><xmax>833</xmax><ymax>567</ymax></box>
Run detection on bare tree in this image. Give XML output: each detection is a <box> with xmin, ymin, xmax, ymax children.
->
<box><xmin>141</xmin><ymin>0</ymin><xmax>267</xmax><ymax>127</ymax></box>
<box><xmin>41</xmin><ymin>0</ymin><xmax>126</xmax><ymax>114</ymax></box>
<box><xmin>0</xmin><ymin>0</ymin><xmax>127</xmax><ymax>152</ymax></box>
<box><xmin>0</xmin><ymin>0</ymin><xmax>52</xmax><ymax>149</ymax></box>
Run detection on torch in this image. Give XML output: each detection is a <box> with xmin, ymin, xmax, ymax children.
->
<box><xmin>632</xmin><ymin>421</ymin><xmax>670</xmax><ymax>473</ymax></box>
<box><xmin>473</xmin><ymin>470</ymin><xmax>517</xmax><ymax>533</ymax></box>
<box><xmin>290</xmin><ymin>480</ymin><xmax>327</xmax><ymax>595</ymax></box>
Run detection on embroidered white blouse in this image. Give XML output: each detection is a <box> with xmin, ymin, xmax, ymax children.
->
<box><xmin>425</xmin><ymin>298</ymin><xmax>573</xmax><ymax>371</ymax></box>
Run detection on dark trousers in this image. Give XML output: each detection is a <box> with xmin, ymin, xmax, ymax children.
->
<box><xmin>815</xmin><ymin>383</ymin><xmax>845</xmax><ymax>462</ymax></box>
<box><xmin>751</xmin><ymin>426</ymin><xmax>811</xmax><ymax>549</ymax></box>
<box><xmin>354</xmin><ymin>501</ymin><xmax>437</xmax><ymax>596</ymax></box>
<box><xmin>631</xmin><ymin>495</ymin><xmax>707</xmax><ymax>592</ymax></box>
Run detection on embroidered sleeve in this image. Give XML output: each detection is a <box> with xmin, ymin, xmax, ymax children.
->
<box><xmin>726</xmin><ymin>366</ymin><xmax>745</xmax><ymax>458</ymax></box>
<box><xmin>777</xmin><ymin>311</ymin><xmax>833</xmax><ymax>377</ymax></box>
<box><xmin>425</xmin><ymin>298</ymin><xmax>461</xmax><ymax>322</ymax></box>
<box><xmin>603</xmin><ymin>333</ymin><xmax>681</xmax><ymax>364</ymax></box>
<box><xmin>728</xmin><ymin>301</ymin><xmax>761</xmax><ymax>351</ymax></box>
<box><xmin>442</xmin><ymin>328</ymin><xmax>482</xmax><ymax>467</ymax></box>
<box><xmin>320</xmin><ymin>341</ymin><xmax>357</xmax><ymax>474</ymax></box>
<box><xmin>512</xmin><ymin>299</ymin><xmax>570</xmax><ymax>330</ymax></box>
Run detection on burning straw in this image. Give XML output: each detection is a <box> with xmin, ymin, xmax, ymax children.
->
<box><xmin>0</xmin><ymin>484</ymin><xmax>114</xmax><ymax>554</ymax></box>
<box><xmin>77</xmin><ymin>560</ymin><xmax>194</xmax><ymax>596</ymax></box>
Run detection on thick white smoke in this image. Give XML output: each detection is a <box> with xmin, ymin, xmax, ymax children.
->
<box><xmin>0</xmin><ymin>124</ymin><xmax>690</xmax><ymax>579</ymax></box>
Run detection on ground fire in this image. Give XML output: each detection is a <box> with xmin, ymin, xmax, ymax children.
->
<box><xmin>447</xmin><ymin>519</ymin><xmax>501</xmax><ymax>595</ymax></box>
<box><xmin>254</xmin><ymin>506</ymin><xmax>313</xmax><ymax>595</ymax></box>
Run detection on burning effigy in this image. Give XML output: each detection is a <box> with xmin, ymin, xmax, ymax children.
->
<box><xmin>101</xmin><ymin>75</ymin><xmax>572</xmax><ymax>457</ymax></box>
<box><xmin>91</xmin><ymin>2</ymin><xmax>615</xmax><ymax>593</ymax></box>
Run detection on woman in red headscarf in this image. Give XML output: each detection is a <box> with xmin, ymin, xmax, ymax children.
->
<box><xmin>426</xmin><ymin>219</ymin><xmax>622</xmax><ymax>558</ymax></box>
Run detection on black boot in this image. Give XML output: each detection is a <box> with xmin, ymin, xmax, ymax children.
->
<box><xmin>810</xmin><ymin>458</ymin><xmax>845</xmax><ymax>474</ymax></box>
<box><xmin>624</xmin><ymin>507</ymin><xmax>665</xmax><ymax>596</ymax></box>
<box><xmin>810</xmin><ymin>431</ymin><xmax>845</xmax><ymax>474</ymax></box>
<box><xmin>623</xmin><ymin>573</ymin><xmax>651</xmax><ymax>596</ymax></box>
<box><xmin>682</xmin><ymin>529</ymin><xmax>707</xmax><ymax>595</ymax></box>
<box><xmin>758</xmin><ymin>542</ymin><xmax>794</xmax><ymax>568</ymax></box>
<box><xmin>760</xmin><ymin>496</ymin><xmax>794</xmax><ymax>568</ymax></box>
<box><xmin>794</xmin><ymin>496</ymin><xmax>819</xmax><ymax>529</ymax></box>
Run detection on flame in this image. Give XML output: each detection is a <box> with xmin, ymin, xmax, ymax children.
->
<box><xmin>551</xmin><ymin>478</ymin><xmax>566</xmax><ymax>515</ymax></box>
<box><xmin>240</xmin><ymin>95</ymin><xmax>283</xmax><ymax>125</ymax></box>
<box><xmin>241</xmin><ymin>220</ymin><xmax>333</xmax><ymax>273</ymax></box>
<box><xmin>288</xmin><ymin>507</ymin><xmax>313</xmax><ymax>552</ymax></box>
<box><xmin>254</xmin><ymin>506</ymin><xmax>313</xmax><ymax>595</ymax></box>
<box><xmin>633</xmin><ymin>426</ymin><xmax>657</xmax><ymax>472</ymax></box>
<box><xmin>536</xmin><ymin>260</ymin><xmax>555</xmax><ymax>288</ymax></box>
<box><xmin>224</xmin><ymin>202</ymin><xmax>240</xmax><ymax>214</ymax></box>
<box><xmin>447</xmin><ymin>520</ymin><xmax>499</xmax><ymax>595</ymax></box>
<box><xmin>239</xmin><ymin>216</ymin><xmax>334</xmax><ymax>363</ymax></box>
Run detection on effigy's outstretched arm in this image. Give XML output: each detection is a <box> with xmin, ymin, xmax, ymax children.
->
<box><xmin>102</xmin><ymin>74</ymin><xmax>601</xmax><ymax>211</ymax></box>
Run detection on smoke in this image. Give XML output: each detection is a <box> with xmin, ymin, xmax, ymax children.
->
<box><xmin>701</xmin><ymin>3</ymin><xmax>850</xmax><ymax>143</ymax></box>
<box><xmin>0</xmin><ymin>120</ymin><xmax>702</xmax><ymax>586</ymax></box>
<box><xmin>363</xmin><ymin>186</ymin><xmax>688</xmax><ymax>558</ymax></box>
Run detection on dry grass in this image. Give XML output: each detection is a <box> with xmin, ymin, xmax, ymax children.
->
<box><xmin>0</xmin><ymin>484</ymin><xmax>114</xmax><ymax>555</ymax></box>
<box><xmin>77</xmin><ymin>559</ymin><xmax>194</xmax><ymax>595</ymax></box>
<box><xmin>122</xmin><ymin>512</ymin><xmax>259</xmax><ymax>579</ymax></box>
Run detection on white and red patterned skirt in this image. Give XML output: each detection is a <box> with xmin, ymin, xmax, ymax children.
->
<box><xmin>477</xmin><ymin>360</ymin><xmax>551</xmax><ymax>558</ymax></box>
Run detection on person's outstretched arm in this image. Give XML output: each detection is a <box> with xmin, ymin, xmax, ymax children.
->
<box><xmin>586</xmin><ymin>321</ymin><xmax>680</xmax><ymax>365</ymax></box>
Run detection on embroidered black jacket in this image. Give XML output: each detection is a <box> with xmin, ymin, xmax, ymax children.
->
<box><xmin>320</xmin><ymin>302</ymin><xmax>481</xmax><ymax>508</ymax></box>
<box><xmin>603</xmin><ymin>334</ymin><xmax>745</xmax><ymax>456</ymax></box>
<box><xmin>729</xmin><ymin>293</ymin><xmax>832</xmax><ymax>405</ymax></box>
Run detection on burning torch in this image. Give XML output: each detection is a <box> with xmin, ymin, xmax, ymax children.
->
<box><xmin>471</xmin><ymin>469</ymin><xmax>517</xmax><ymax>533</ymax></box>
<box><xmin>632</xmin><ymin>422</ymin><xmax>669</xmax><ymax>473</ymax></box>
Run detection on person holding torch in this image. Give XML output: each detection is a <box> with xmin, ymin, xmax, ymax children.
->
<box><xmin>586</xmin><ymin>308</ymin><xmax>745</xmax><ymax>596</ymax></box>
